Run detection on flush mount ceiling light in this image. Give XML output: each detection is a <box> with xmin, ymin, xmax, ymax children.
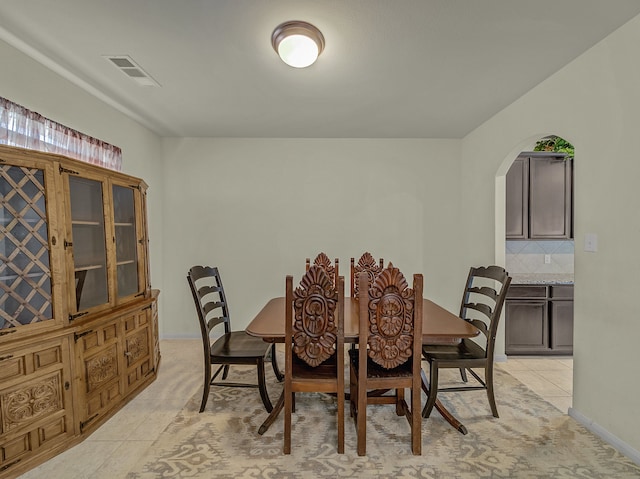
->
<box><xmin>271</xmin><ymin>20</ymin><xmax>325</xmax><ymax>68</ymax></box>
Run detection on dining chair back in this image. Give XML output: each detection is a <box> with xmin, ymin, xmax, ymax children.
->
<box><xmin>187</xmin><ymin>265</ymin><xmax>282</xmax><ymax>413</ymax></box>
<box><xmin>284</xmin><ymin>266</ymin><xmax>345</xmax><ymax>454</ymax></box>
<box><xmin>349</xmin><ymin>252</ymin><xmax>384</xmax><ymax>298</ymax></box>
<box><xmin>421</xmin><ymin>265</ymin><xmax>511</xmax><ymax>419</ymax></box>
<box><xmin>349</xmin><ymin>264</ymin><xmax>423</xmax><ymax>455</ymax></box>
<box><xmin>305</xmin><ymin>252</ymin><xmax>339</xmax><ymax>288</ymax></box>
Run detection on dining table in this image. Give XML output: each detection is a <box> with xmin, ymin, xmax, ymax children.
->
<box><xmin>246</xmin><ymin>296</ymin><xmax>480</xmax><ymax>435</ymax></box>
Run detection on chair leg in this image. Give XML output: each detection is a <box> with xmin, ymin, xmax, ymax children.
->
<box><xmin>222</xmin><ymin>364</ymin><xmax>230</xmax><ymax>380</ymax></box>
<box><xmin>486</xmin><ymin>365</ymin><xmax>499</xmax><ymax>418</ymax></box>
<box><xmin>396</xmin><ymin>388</ymin><xmax>405</xmax><ymax>416</ymax></box>
<box><xmin>284</xmin><ymin>386</ymin><xmax>292</xmax><ymax>454</ymax></box>
<box><xmin>356</xmin><ymin>380</ymin><xmax>367</xmax><ymax>456</ymax></box>
<box><xmin>199</xmin><ymin>364</ymin><xmax>212</xmax><ymax>413</ymax></box>
<box><xmin>411</xmin><ymin>383</ymin><xmax>422</xmax><ymax>455</ymax></box>
<box><xmin>337</xmin><ymin>384</ymin><xmax>345</xmax><ymax>454</ymax></box>
<box><xmin>421</xmin><ymin>361</ymin><xmax>439</xmax><ymax>418</ymax></box>
<box><xmin>270</xmin><ymin>343</ymin><xmax>284</xmax><ymax>382</ymax></box>
<box><xmin>256</xmin><ymin>358</ymin><xmax>273</xmax><ymax>413</ymax></box>
<box><xmin>459</xmin><ymin>367</ymin><xmax>468</xmax><ymax>382</ymax></box>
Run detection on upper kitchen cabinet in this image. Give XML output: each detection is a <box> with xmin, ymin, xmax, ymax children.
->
<box><xmin>506</xmin><ymin>153</ymin><xmax>573</xmax><ymax>240</ymax></box>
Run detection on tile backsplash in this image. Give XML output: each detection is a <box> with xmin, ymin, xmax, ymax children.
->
<box><xmin>505</xmin><ymin>240</ymin><xmax>574</xmax><ymax>275</ymax></box>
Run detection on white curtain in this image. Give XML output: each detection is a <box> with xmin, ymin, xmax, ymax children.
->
<box><xmin>0</xmin><ymin>97</ymin><xmax>122</xmax><ymax>171</ymax></box>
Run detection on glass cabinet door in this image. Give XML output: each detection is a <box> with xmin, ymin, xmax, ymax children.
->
<box><xmin>112</xmin><ymin>184</ymin><xmax>140</xmax><ymax>299</ymax></box>
<box><xmin>0</xmin><ymin>163</ymin><xmax>53</xmax><ymax>330</ymax></box>
<box><xmin>68</xmin><ymin>176</ymin><xmax>109</xmax><ymax>311</ymax></box>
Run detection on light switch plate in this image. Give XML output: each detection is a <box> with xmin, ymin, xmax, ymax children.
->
<box><xmin>544</xmin><ymin>254</ymin><xmax>551</xmax><ymax>264</ymax></box>
<box><xmin>584</xmin><ymin>233</ymin><xmax>598</xmax><ymax>252</ymax></box>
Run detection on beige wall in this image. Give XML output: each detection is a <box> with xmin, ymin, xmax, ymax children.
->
<box><xmin>161</xmin><ymin>137</ymin><xmax>463</xmax><ymax>337</ymax></box>
<box><xmin>462</xmin><ymin>14</ymin><xmax>640</xmax><ymax>456</ymax></box>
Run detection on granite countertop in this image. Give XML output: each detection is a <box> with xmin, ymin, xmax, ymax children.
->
<box><xmin>510</xmin><ymin>273</ymin><xmax>574</xmax><ymax>285</ymax></box>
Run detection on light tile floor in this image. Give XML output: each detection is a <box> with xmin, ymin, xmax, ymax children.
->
<box><xmin>17</xmin><ymin>340</ymin><xmax>573</xmax><ymax>478</ymax></box>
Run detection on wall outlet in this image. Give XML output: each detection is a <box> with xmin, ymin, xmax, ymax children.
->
<box><xmin>544</xmin><ymin>254</ymin><xmax>551</xmax><ymax>264</ymax></box>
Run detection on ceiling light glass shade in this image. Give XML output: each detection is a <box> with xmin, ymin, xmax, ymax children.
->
<box><xmin>271</xmin><ymin>21</ymin><xmax>325</xmax><ymax>68</ymax></box>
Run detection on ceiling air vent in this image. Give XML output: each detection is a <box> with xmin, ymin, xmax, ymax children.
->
<box><xmin>103</xmin><ymin>55</ymin><xmax>160</xmax><ymax>87</ymax></box>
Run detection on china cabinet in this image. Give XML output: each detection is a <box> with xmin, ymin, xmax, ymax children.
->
<box><xmin>0</xmin><ymin>144</ymin><xmax>158</xmax><ymax>477</ymax></box>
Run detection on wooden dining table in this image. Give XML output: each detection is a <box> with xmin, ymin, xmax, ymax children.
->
<box><xmin>246</xmin><ymin>296</ymin><xmax>480</xmax><ymax>435</ymax></box>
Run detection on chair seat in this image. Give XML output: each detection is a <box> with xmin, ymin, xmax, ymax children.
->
<box><xmin>291</xmin><ymin>352</ymin><xmax>339</xmax><ymax>380</ymax></box>
<box><xmin>348</xmin><ymin>348</ymin><xmax>413</xmax><ymax>378</ymax></box>
<box><xmin>423</xmin><ymin>338</ymin><xmax>486</xmax><ymax>362</ymax></box>
<box><xmin>210</xmin><ymin>331</ymin><xmax>271</xmax><ymax>360</ymax></box>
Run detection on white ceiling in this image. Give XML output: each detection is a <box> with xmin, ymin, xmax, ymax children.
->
<box><xmin>2</xmin><ymin>1</ymin><xmax>640</xmax><ymax>138</ymax></box>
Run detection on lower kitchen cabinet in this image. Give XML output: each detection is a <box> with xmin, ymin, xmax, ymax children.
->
<box><xmin>505</xmin><ymin>284</ymin><xmax>573</xmax><ymax>355</ymax></box>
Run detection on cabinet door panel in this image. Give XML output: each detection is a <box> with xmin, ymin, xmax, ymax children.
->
<box><xmin>505</xmin><ymin>157</ymin><xmax>528</xmax><ymax>239</ymax></box>
<box><xmin>75</xmin><ymin>319</ymin><xmax>124</xmax><ymax>432</ymax></box>
<box><xmin>123</xmin><ymin>309</ymin><xmax>153</xmax><ymax>394</ymax></box>
<box><xmin>0</xmin><ymin>336</ymin><xmax>74</xmax><ymax>473</ymax></box>
<box><xmin>67</xmin><ymin>175</ymin><xmax>109</xmax><ymax>313</ymax></box>
<box><xmin>551</xmin><ymin>301</ymin><xmax>574</xmax><ymax>352</ymax></box>
<box><xmin>505</xmin><ymin>301</ymin><xmax>548</xmax><ymax>354</ymax></box>
<box><xmin>0</xmin><ymin>160</ymin><xmax>61</xmax><ymax>333</ymax></box>
<box><xmin>112</xmin><ymin>184</ymin><xmax>143</xmax><ymax>300</ymax></box>
<box><xmin>529</xmin><ymin>157</ymin><xmax>572</xmax><ymax>239</ymax></box>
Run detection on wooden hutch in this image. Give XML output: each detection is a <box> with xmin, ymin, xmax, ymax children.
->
<box><xmin>0</xmin><ymin>144</ymin><xmax>159</xmax><ymax>477</ymax></box>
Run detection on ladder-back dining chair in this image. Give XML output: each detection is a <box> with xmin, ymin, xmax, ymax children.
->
<box><xmin>187</xmin><ymin>265</ymin><xmax>283</xmax><ymax>413</ymax></box>
<box><xmin>421</xmin><ymin>265</ymin><xmax>511</xmax><ymax>419</ymax></box>
<box><xmin>349</xmin><ymin>264</ymin><xmax>423</xmax><ymax>456</ymax></box>
<box><xmin>350</xmin><ymin>252</ymin><xmax>384</xmax><ymax>298</ymax></box>
<box><xmin>284</xmin><ymin>266</ymin><xmax>345</xmax><ymax>454</ymax></box>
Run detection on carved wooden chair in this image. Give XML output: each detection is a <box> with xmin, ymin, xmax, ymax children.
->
<box><xmin>284</xmin><ymin>266</ymin><xmax>345</xmax><ymax>454</ymax></box>
<box><xmin>187</xmin><ymin>266</ymin><xmax>283</xmax><ymax>413</ymax></box>
<box><xmin>421</xmin><ymin>265</ymin><xmax>511</xmax><ymax>419</ymax></box>
<box><xmin>350</xmin><ymin>252</ymin><xmax>384</xmax><ymax>298</ymax></box>
<box><xmin>305</xmin><ymin>252</ymin><xmax>339</xmax><ymax>288</ymax></box>
<box><xmin>349</xmin><ymin>264</ymin><xmax>423</xmax><ymax>456</ymax></box>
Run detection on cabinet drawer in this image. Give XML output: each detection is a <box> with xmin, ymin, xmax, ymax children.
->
<box><xmin>506</xmin><ymin>285</ymin><xmax>547</xmax><ymax>299</ymax></box>
<box><xmin>550</xmin><ymin>285</ymin><xmax>574</xmax><ymax>299</ymax></box>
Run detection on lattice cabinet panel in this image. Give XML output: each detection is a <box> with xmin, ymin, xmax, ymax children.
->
<box><xmin>0</xmin><ymin>163</ymin><xmax>54</xmax><ymax>330</ymax></box>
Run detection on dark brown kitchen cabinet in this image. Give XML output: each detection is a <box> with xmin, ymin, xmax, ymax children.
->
<box><xmin>506</xmin><ymin>153</ymin><xmax>573</xmax><ymax>240</ymax></box>
<box><xmin>505</xmin><ymin>284</ymin><xmax>573</xmax><ymax>355</ymax></box>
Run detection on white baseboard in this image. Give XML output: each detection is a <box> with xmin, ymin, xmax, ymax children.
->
<box><xmin>494</xmin><ymin>354</ymin><xmax>507</xmax><ymax>362</ymax></box>
<box><xmin>569</xmin><ymin>407</ymin><xmax>640</xmax><ymax>466</ymax></box>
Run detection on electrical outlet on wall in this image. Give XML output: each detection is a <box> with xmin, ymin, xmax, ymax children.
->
<box><xmin>544</xmin><ymin>254</ymin><xmax>551</xmax><ymax>264</ymax></box>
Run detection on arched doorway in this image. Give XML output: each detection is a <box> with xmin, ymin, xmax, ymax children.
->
<box><xmin>496</xmin><ymin>134</ymin><xmax>575</xmax><ymax>414</ymax></box>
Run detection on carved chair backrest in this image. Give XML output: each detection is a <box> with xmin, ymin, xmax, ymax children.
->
<box><xmin>187</xmin><ymin>266</ymin><xmax>231</xmax><ymax>354</ymax></box>
<box><xmin>286</xmin><ymin>265</ymin><xmax>344</xmax><ymax>368</ymax></box>
<box><xmin>350</xmin><ymin>252</ymin><xmax>384</xmax><ymax>298</ymax></box>
<box><xmin>358</xmin><ymin>263</ymin><xmax>423</xmax><ymax>370</ymax></box>
<box><xmin>305</xmin><ymin>252</ymin><xmax>339</xmax><ymax>289</ymax></box>
<box><xmin>458</xmin><ymin>265</ymin><xmax>511</xmax><ymax>359</ymax></box>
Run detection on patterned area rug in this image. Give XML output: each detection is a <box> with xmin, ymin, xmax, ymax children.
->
<box><xmin>126</xmin><ymin>366</ymin><xmax>640</xmax><ymax>478</ymax></box>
